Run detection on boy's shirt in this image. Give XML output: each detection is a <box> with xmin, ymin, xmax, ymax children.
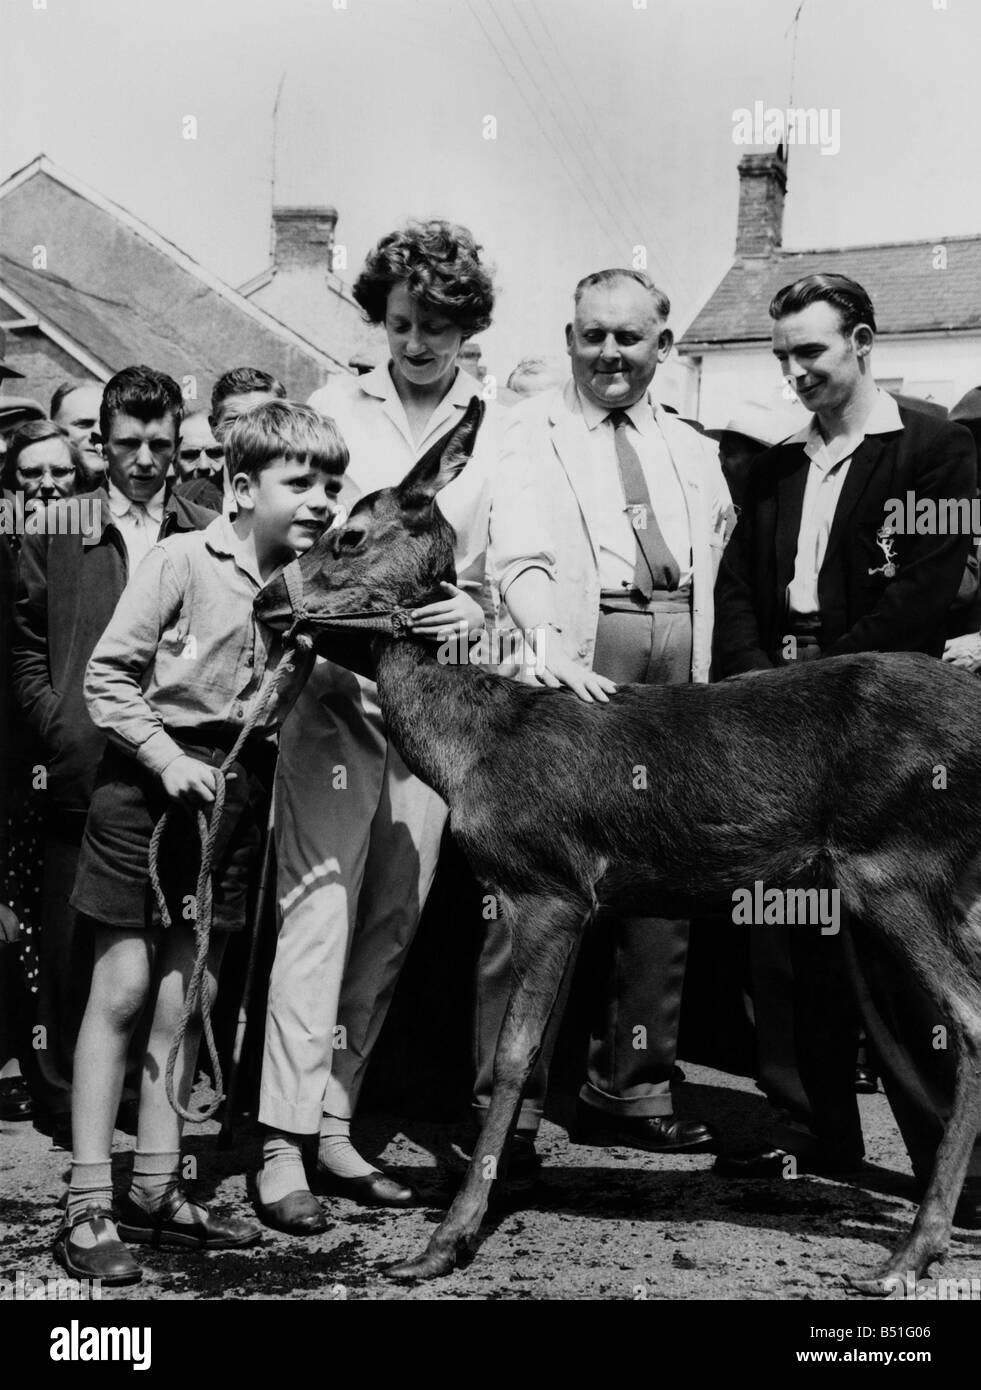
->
<box><xmin>84</xmin><ymin>515</ymin><xmax>313</xmax><ymax>776</ymax></box>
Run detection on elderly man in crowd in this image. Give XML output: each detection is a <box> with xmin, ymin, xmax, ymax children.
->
<box><xmin>50</xmin><ymin>382</ymin><xmax>106</xmax><ymax>480</ymax></box>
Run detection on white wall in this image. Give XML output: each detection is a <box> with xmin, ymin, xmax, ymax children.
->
<box><xmin>682</xmin><ymin>332</ymin><xmax>981</xmax><ymax>429</ymax></box>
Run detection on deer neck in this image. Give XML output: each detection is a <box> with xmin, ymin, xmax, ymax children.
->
<box><xmin>373</xmin><ymin>637</ymin><xmax>490</xmax><ymax>801</ymax></box>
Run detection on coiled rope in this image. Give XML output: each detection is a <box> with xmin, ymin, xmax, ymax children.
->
<box><xmin>149</xmin><ymin>644</ymin><xmax>303</xmax><ymax>1122</ymax></box>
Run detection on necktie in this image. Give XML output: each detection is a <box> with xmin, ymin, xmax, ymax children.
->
<box><xmin>128</xmin><ymin>503</ymin><xmax>154</xmax><ymax>570</ymax></box>
<box><xmin>608</xmin><ymin>410</ymin><xmax>680</xmax><ymax>597</ymax></box>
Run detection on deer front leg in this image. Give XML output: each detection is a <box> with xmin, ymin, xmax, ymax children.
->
<box><xmin>387</xmin><ymin>892</ymin><xmax>588</xmax><ymax>1282</ymax></box>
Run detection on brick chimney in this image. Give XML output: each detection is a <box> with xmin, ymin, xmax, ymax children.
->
<box><xmin>271</xmin><ymin>206</ymin><xmax>338</xmax><ymax>272</ymax></box>
<box><xmin>735</xmin><ymin>148</ymin><xmax>787</xmax><ymax>258</ymax></box>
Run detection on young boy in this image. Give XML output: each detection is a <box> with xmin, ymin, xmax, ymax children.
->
<box><xmin>54</xmin><ymin>401</ymin><xmax>347</xmax><ymax>1285</ymax></box>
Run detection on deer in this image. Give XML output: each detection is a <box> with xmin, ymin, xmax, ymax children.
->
<box><xmin>254</xmin><ymin>397</ymin><xmax>981</xmax><ymax>1295</ymax></box>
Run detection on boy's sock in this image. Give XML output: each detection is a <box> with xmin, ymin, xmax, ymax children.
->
<box><xmin>66</xmin><ymin>1161</ymin><xmax>115</xmax><ymax>1247</ymax></box>
<box><xmin>257</xmin><ymin>1131</ymin><xmax>309</xmax><ymax>1205</ymax></box>
<box><xmin>129</xmin><ymin>1150</ymin><xmax>206</xmax><ymax>1224</ymax></box>
<box><xmin>318</xmin><ymin>1115</ymin><xmax>375</xmax><ymax>1180</ymax></box>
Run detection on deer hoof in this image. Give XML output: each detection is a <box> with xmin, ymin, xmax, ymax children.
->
<box><xmin>386</xmin><ymin>1247</ymin><xmax>457</xmax><ymax>1282</ymax></box>
<box><xmin>845</xmin><ymin>1249</ymin><xmax>943</xmax><ymax>1298</ymax></box>
<box><xmin>844</xmin><ymin>1271</ymin><xmax>901</xmax><ymax>1298</ymax></box>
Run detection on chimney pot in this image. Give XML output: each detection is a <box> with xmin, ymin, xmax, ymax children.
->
<box><xmin>272</xmin><ymin>206</ymin><xmax>339</xmax><ymax>273</ymax></box>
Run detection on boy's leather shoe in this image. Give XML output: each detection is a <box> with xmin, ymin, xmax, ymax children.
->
<box><xmin>256</xmin><ymin>1188</ymin><xmax>328</xmax><ymax>1235</ymax></box>
<box><xmin>117</xmin><ymin>1190</ymin><xmax>262</xmax><ymax>1249</ymax></box>
<box><xmin>53</xmin><ymin>1205</ymin><xmax>142</xmax><ymax>1285</ymax></box>
<box><xmin>714</xmin><ymin>1145</ymin><xmax>864</xmax><ymax>1179</ymax></box>
<box><xmin>570</xmin><ymin>1103</ymin><xmax>717</xmax><ymax>1153</ymax></box>
<box><xmin>313</xmin><ymin>1168</ymin><xmax>415</xmax><ymax>1207</ymax></box>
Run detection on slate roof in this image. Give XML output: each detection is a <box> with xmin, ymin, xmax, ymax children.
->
<box><xmin>681</xmin><ymin>237</ymin><xmax>981</xmax><ymax>349</ymax></box>
<box><xmin>0</xmin><ymin>156</ymin><xmax>345</xmax><ymax>400</ymax></box>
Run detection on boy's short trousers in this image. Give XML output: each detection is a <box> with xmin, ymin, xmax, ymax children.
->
<box><xmin>70</xmin><ymin>735</ymin><xmax>276</xmax><ymax>933</ymax></box>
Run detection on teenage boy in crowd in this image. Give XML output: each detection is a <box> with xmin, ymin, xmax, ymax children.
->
<box><xmin>13</xmin><ymin>367</ymin><xmax>216</xmax><ymax>1140</ymax></box>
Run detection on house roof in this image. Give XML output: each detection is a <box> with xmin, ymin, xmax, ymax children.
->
<box><xmin>0</xmin><ymin>155</ymin><xmax>346</xmax><ymax>399</ymax></box>
<box><xmin>680</xmin><ymin>236</ymin><xmax>981</xmax><ymax>349</ymax></box>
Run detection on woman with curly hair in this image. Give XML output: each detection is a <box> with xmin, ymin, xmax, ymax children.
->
<box><xmin>254</xmin><ymin>220</ymin><xmax>608</xmax><ymax>1233</ymax></box>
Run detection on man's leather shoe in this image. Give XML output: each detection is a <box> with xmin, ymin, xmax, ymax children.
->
<box><xmin>0</xmin><ymin>1076</ymin><xmax>34</xmax><ymax>1121</ymax></box>
<box><xmin>570</xmin><ymin>1104</ymin><xmax>717</xmax><ymax>1153</ymax></box>
<box><xmin>854</xmin><ymin>1065</ymin><xmax>879</xmax><ymax>1094</ymax></box>
<box><xmin>53</xmin><ymin>1205</ymin><xmax>142</xmax><ymax>1285</ymax></box>
<box><xmin>256</xmin><ymin>1188</ymin><xmax>328</xmax><ymax>1235</ymax></box>
<box><xmin>117</xmin><ymin>1190</ymin><xmax>262</xmax><ymax>1249</ymax></box>
<box><xmin>313</xmin><ymin>1167</ymin><xmax>415</xmax><ymax>1207</ymax></box>
<box><xmin>714</xmin><ymin>1144</ymin><xmax>863</xmax><ymax>1178</ymax></box>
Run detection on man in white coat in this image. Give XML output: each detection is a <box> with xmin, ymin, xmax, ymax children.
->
<box><xmin>476</xmin><ymin>268</ymin><xmax>733</xmax><ymax>1164</ymax></box>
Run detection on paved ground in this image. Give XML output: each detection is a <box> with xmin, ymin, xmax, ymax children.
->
<box><xmin>2</xmin><ymin>1062</ymin><xmax>980</xmax><ymax>1302</ymax></box>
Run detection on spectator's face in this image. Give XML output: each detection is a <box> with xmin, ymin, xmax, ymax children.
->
<box><xmin>177</xmin><ymin>414</ymin><xmax>223</xmax><ymax>480</ymax></box>
<box><xmin>15</xmin><ymin>438</ymin><xmax>77</xmax><ymax>503</ymax></box>
<box><xmin>385</xmin><ymin>283</ymin><xmax>465</xmax><ymax>394</ymax></box>
<box><xmin>567</xmin><ymin>282</ymin><xmax>671</xmax><ymax>411</ymax></box>
<box><xmin>212</xmin><ymin>392</ymin><xmax>281</xmax><ymax>443</ymax></box>
<box><xmin>53</xmin><ymin>387</ymin><xmax>105</xmax><ymax>473</ymax></box>
<box><xmin>772</xmin><ymin>302</ymin><xmax>868</xmax><ymax>416</ymax></box>
<box><xmin>104</xmin><ymin>411</ymin><xmax>178</xmax><ymax>502</ymax></box>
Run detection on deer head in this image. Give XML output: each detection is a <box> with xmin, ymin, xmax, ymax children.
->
<box><xmin>255</xmin><ymin>395</ymin><xmax>485</xmax><ymax>647</ymax></box>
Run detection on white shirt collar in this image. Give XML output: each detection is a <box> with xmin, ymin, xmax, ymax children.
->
<box><xmin>359</xmin><ymin>361</ymin><xmax>482</xmax><ymax>411</ymax></box>
<box><xmin>203</xmin><ymin>514</ymin><xmax>264</xmax><ymax>588</ymax></box>
<box><xmin>106</xmin><ymin>479</ymin><xmax>167</xmax><ymax>522</ymax></box>
<box><xmin>788</xmin><ymin>388</ymin><xmax>904</xmax><ymax>452</ymax></box>
<box><xmin>577</xmin><ymin>386</ymin><xmax>662</xmax><ymax>435</ymax></box>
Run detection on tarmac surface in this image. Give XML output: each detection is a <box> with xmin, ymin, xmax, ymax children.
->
<box><xmin>3</xmin><ymin>1061</ymin><xmax>980</xmax><ymax>1303</ymax></box>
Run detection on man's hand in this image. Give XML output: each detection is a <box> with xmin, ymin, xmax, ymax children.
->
<box><xmin>161</xmin><ymin>755</ymin><xmax>219</xmax><ymax>806</ymax></box>
<box><xmin>410</xmin><ymin>582</ymin><xmax>485</xmax><ymax>642</ymax></box>
<box><xmin>942</xmin><ymin>631</ymin><xmax>981</xmax><ymax>673</ymax></box>
<box><xmin>523</xmin><ymin>646</ymin><xmax>616</xmax><ymax>703</ymax></box>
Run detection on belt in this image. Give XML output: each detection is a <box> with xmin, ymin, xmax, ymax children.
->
<box><xmin>599</xmin><ymin>585</ymin><xmax>692</xmax><ymax>615</ymax></box>
<box><xmin>786</xmin><ymin>613</ymin><xmax>824</xmax><ymax>641</ymax></box>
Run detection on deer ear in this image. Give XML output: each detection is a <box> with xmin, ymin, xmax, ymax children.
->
<box><xmin>397</xmin><ymin>396</ymin><xmax>485</xmax><ymax>511</ymax></box>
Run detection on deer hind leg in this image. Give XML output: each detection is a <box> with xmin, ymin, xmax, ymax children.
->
<box><xmin>387</xmin><ymin>890</ymin><xmax>589</xmax><ymax>1282</ymax></box>
<box><xmin>839</xmin><ymin>877</ymin><xmax>981</xmax><ymax>1295</ymax></box>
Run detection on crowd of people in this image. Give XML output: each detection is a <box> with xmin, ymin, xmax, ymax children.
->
<box><xmin>2</xmin><ymin>216</ymin><xmax>981</xmax><ymax>1289</ymax></box>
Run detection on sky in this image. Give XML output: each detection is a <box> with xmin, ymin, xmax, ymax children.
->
<box><xmin>4</xmin><ymin>0</ymin><xmax>981</xmax><ymax>377</ymax></box>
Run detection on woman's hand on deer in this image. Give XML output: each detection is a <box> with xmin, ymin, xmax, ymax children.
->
<box><xmin>526</xmin><ymin>646</ymin><xmax>617</xmax><ymax>703</ymax></box>
<box><xmin>942</xmin><ymin>631</ymin><xmax>981</xmax><ymax>672</ymax></box>
<box><xmin>410</xmin><ymin>581</ymin><xmax>485</xmax><ymax>642</ymax></box>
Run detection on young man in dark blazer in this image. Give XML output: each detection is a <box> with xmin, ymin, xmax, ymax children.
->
<box><xmin>712</xmin><ymin>273</ymin><xmax>981</xmax><ymax>1224</ymax></box>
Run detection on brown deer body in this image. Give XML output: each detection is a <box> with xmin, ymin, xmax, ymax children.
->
<box><xmin>255</xmin><ymin>399</ymin><xmax>981</xmax><ymax>1293</ymax></box>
